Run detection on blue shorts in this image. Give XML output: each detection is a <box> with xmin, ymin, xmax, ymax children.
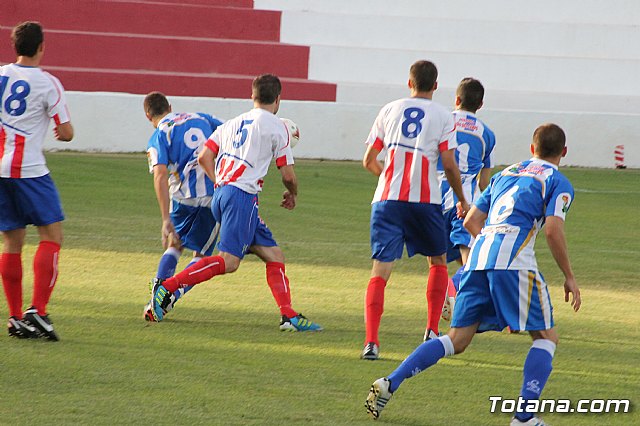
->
<box><xmin>211</xmin><ymin>185</ymin><xmax>277</xmax><ymax>259</ymax></box>
<box><xmin>451</xmin><ymin>269</ymin><xmax>554</xmax><ymax>332</ymax></box>
<box><xmin>370</xmin><ymin>200</ymin><xmax>447</xmax><ymax>262</ymax></box>
<box><xmin>443</xmin><ymin>208</ymin><xmax>472</xmax><ymax>263</ymax></box>
<box><xmin>171</xmin><ymin>198</ymin><xmax>218</xmax><ymax>256</ymax></box>
<box><xmin>0</xmin><ymin>175</ymin><xmax>64</xmax><ymax>231</ymax></box>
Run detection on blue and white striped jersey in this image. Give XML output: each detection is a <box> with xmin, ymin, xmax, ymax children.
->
<box><xmin>147</xmin><ymin>112</ymin><xmax>223</xmax><ymax>200</ymax></box>
<box><xmin>466</xmin><ymin>158</ymin><xmax>574</xmax><ymax>271</ymax></box>
<box><xmin>438</xmin><ymin>110</ymin><xmax>496</xmax><ymax>211</ymax></box>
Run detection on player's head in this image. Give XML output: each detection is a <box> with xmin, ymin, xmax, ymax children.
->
<box><xmin>531</xmin><ymin>123</ymin><xmax>567</xmax><ymax>160</ymax></box>
<box><xmin>143</xmin><ymin>91</ymin><xmax>171</xmax><ymax>125</ymax></box>
<box><xmin>456</xmin><ymin>78</ymin><xmax>484</xmax><ymax>112</ymax></box>
<box><xmin>252</xmin><ymin>74</ymin><xmax>282</xmax><ymax>112</ymax></box>
<box><xmin>12</xmin><ymin>21</ymin><xmax>44</xmax><ymax>58</ymax></box>
<box><xmin>408</xmin><ymin>60</ymin><xmax>438</xmax><ymax>94</ymax></box>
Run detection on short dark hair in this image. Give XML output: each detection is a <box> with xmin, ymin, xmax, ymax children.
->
<box><xmin>143</xmin><ymin>91</ymin><xmax>170</xmax><ymax>118</ymax></box>
<box><xmin>457</xmin><ymin>78</ymin><xmax>484</xmax><ymax>112</ymax></box>
<box><xmin>12</xmin><ymin>21</ymin><xmax>43</xmax><ymax>57</ymax></box>
<box><xmin>252</xmin><ymin>74</ymin><xmax>281</xmax><ymax>104</ymax></box>
<box><xmin>409</xmin><ymin>60</ymin><xmax>438</xmax><ymax>92</ymax></box>
<box><xmin>533</xmin><ymin>123</ymin><xmax>566</xmax><ymax>158</ymax></box>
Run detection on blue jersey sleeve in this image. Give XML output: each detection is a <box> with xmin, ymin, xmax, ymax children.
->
<box><xmin>147</xmin><ymin>129</ymin><xmax>170</xmax><ymax>167</ymax></box>
<box><xmin>473</xmin><ymin>176</ymin><xmax>495</xmax><ymax>213</ymax></box>
<box><xmin>482</xmin><ymin>127</ymin><xmax>496</xmax><ymax>169</ymax></box>
<box><xmin>197</xmin><ymin>113</ymin><xmax>224</xmax><ymax>134</ymax></box>
<box><xmin>545</xmin><ymin>173</ymin><xmax>574</xmax><ymax>221</ymax></box>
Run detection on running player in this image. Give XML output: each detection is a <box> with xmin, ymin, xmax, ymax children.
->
<box><xmin>361</xmin><ymin>60</ymin><xmax>469</xmax><ymax>360</ymax></box>
<box><xmin>0</xmin><ymin>22</ymin><xmax>74</xmax><ymax>340</ymax></box>
<box><xmin>365</xmin><ymin>123</ymin><xmax>581</xmax><ymax>425</ymax></box>
<box><xmin>147</xmin><ymin>74</ymin><xmax>322</xmax><ymax>332</ymax></box>
<box><xmin>141</xmin><ymin>92</ymin><xmax>223</xmax><ymax>321</ymax></box>
<box><xmin>438</xmin><ymin>78</ymin><xmax>496</xmax><ymax>323</ymax></box>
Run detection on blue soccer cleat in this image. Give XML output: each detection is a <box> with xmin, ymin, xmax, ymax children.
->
<box><xmin>149</xmin><ymin>279</ymin><xmax>175</xmax><ymax>322</ymax></box>
<box><xmin>279</xmin><ymin>314</ymin><xmax>323</xmax><ymax>332</ymax></box>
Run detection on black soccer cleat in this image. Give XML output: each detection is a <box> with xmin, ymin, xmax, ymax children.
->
<box><xmin>23</xmin><ymin>307</ymin><xmax>59</xmax><ymax>341</ymax></box>
<box><xmin>8</xmin><ymin>316</ymin><xmax>39</xmax><ymax>339</ymax></box>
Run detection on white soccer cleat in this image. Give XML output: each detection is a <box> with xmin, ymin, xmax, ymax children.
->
<box><xmin>510</xmin><ymin>416</ymin><xmax>548</xmax><ymax>425</ymax></box>
<box><xmin>423</xmin><ymin>328</ymin><xmax>439</xmax><ymax>342</ymax></box>
<box><xmin>365</xmin><ymin>377</ymin><xmax>393</xmax><ymax>420</ymax></box>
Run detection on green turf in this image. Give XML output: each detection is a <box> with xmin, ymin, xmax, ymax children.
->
<box><xmin>1</xmin><ymin>153</ymin><xmax>638</xmax><ymax>425</ymax></box>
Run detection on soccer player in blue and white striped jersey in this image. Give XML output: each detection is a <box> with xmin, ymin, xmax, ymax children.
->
<box><xmin>438</xmin><ymin>78</ymin><xmax>496</xmax><ymax>324</ymax></box>
<box><xmin>142</xmin><ymin>92</ymin><xmax>223</xmax><ymax>321</ymax></box>
<box><xmin>366</xmin><ymin>124</ymin><xmax>581</xmax><ymax>426</ymax></box>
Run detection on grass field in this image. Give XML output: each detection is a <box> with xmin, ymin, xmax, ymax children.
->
<box><xmin>1</xmin><ymin>152</ymin><xmax>638</xmax><ymax>425</ymax></box>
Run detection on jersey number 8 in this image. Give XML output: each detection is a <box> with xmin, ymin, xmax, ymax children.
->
<box><xmin>0</xmin><ymin>77</ymin><xmax>31</xmax><ymax>117</ymax></box>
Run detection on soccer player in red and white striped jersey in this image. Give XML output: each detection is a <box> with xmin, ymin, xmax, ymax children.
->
<box><xmin>148</xmin><ymin>74</ymin><xmax>321</xmax><ymax>332</ymax></box>
<box><xmin>0</xmin><ymin>22</ymin><xmax>74</xmax><ymax>340</ymax></box>
<box><xmin>361</xmin><ymin>60</ymin><xmax>469</xmax><ymax>360</ymax></box>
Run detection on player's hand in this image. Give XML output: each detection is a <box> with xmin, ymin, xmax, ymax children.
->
<box><xmin>280</xmin><ymin>191</ymin><xmax>296</xmax><ymax>210</ymax></box>
<box><xmin>564</xmin><ymin>276</ymin><xmax>581</xmax><ymax>312</ymax></box>
<box><xmin>161</xmin><ymin>220</ymin><xmax>179</xmax><ymax>249</ymax></box>
<box><xmin>456</xmin><ymin>200</ymin><xmax>471</xmax><ymax>219</ymax></box>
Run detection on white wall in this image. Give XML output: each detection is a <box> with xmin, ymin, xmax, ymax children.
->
<box><xmin>44</xmin><ymin>92</ymin><xmax>640</xmax><ymax>169</ymax></box>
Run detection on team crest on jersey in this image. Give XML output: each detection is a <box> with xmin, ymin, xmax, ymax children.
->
<box><xmin>561</xmin><ymin>195</ymin><xmax>570</xmax><ymax>213</ymax></box>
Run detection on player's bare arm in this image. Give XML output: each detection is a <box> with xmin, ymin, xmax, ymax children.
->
<box><xmin>279</xmin><ymin>164</ymin><xmax>297</xmax><ymax>210</ymax></box>
<box><xmin>545</xmin><ymin>216</ymin><xmax>581</xmax><ymax>312</ymax></box>
<box><xmin>152</xmin><ymin>164</ymin><xmax>179</xmax><ymax>249</ymax></box>
<box><xmin>55</xmin><ymin>121</ymin><xmax>74</xmax><ymax>141</ymax></box>
<box><xmin>478</xmin><ymin>167</ymin><xmax>492</xmax><ymax>192</ymax></box>
<box><xmin>362</xmin><ymin>145</ymin><xmax>383</xmax><ymax>176</ymax></box>
<box><xmin>197</xmin><ymin>146</ymin><xmax>217</xmax><ymax>183</ymax></box>
<box><xmin>441</xmin><ymin>149</ymin><xmax>469</xmax><ymax>214</ymax></box>
<box><xmin>462</xmin><ymin>205</ymin><xmax>487</xmax><ymax>238</ymax></box>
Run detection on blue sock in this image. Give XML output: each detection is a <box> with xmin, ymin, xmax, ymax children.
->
<box><xmin>451</xmin><ymin>266</ymin><xmax>464</xmax><ymax>292</ymax></box>
<box><xmin>387</xmin><ymin>335</ymin><xmax>454</xmax><ymax>393</ymax></box>
<box><xmin>173</xmin><ymin>258</ymin><xmax>198</xmax><ymax>302</ymax></box>
<box><xmin>157</xmin><ymin>247</ymin><xmax>181</xmax><ymax>279</ymax></box>
<box><xmin>515</xmin><ymin>339</ymin><xmax>555</xmax><ymax>422</ymax></box>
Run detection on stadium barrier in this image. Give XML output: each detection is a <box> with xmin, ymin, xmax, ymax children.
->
<box><xmin>44</xmin><ymin>92</ymin><xmax>639</xmax><ymax>168</ymax></box>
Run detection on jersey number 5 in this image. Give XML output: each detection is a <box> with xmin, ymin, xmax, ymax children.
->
<box><xmin>0</xmin><ymin>77</ymin><xmax>30</xmax><ymax>117</ymax></box>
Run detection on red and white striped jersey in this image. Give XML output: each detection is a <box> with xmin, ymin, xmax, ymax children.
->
<box><xmin>0</xmin><ymin>64</ymin><xmax>71</xmax><ymax>178</ymax></box>
<box><xmin>365</xmin><ymin>97</ymin><xmax>456</xmax><ymax>204</ymax></box>
<box><xmin>204</xmin><ymin>108</ymin><xmax>293</xmax><ymax>194</ymax></box>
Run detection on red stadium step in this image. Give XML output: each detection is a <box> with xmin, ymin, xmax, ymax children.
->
<box><xmin>44</xmin><ymin>67</ymin><xmax>337</xmax><ymax>101</ymax></box>
<box><xmin>2</xmin><ymin>0</ymin><xmax>280</xmax><ymax>42</ymax></box>
<box><xmin>0</xmin><ymin>29</ymin><xmax>309</xmax><ymax>79</ymax></box>
<box><xmin>103</xmin><ymin>0</ymin><xmax>255</xmax><ymax>7</ymax></box>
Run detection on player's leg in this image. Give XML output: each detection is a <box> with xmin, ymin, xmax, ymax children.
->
<box><xmin>365</xmin><ymin>201</ymin><xmax>404</xmax><ymax>358</ymax></box>
<box><xmin>495</xmin><ymin>270</ymin><xmax>556</xmax><ymax>424</ymax></box>
<box><xmin>14</xmin><ymin>175</ymin><xmax>64</xmax><ymax>340</ymax></box>
<box><xmin>148</xmin><ymin>186</ymin><xmax>248</xmax><ymax>321</ymax></box>
<box><xmin>425</xmin><ymin>254</ymin><xmax>448</xmax><ymax>339</ymax></box>
<box><xmin>250</xmin><ymin>232</ymin><xmax>322</xmax><ymax>332</ymax></box>
<box><xmin>362</xmin><ymin>260</ymin><xmax>393</xmax><ymax>359</ymax></box>
<box><xmin>365</xmin><ymin>269</ymin><xmax>493</xmax><ymax>419</ymax></box>
<box><xmin>1</xmin><ymin>228</ymin><xmax>37</xmax><ymax>338</ymax></box>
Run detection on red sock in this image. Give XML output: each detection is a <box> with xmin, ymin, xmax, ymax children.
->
<box><xmin>1</xmin><ymin>253</ymin><xmax>23</xmax><ymax>318</ymax></box>
<box><xmin>365</xmin><ymin>276</ymin><xmax>387</xmax><ymax>346</ymax></box>
<box><xmin>31</xmin><ymin>241</ymin><xmax>60</xmax><ymax>316</ymax></box>
<box><xmin>265</xmin><ymin>262</ymin><xmax>297</xmax><ymax>318</ymax></box>
<box><xmin>163</xmin><ymin>255</ymin><xmax>225</xmax><ymax>293</ymax></box>
<box><xmin>426</xmin><ymin>264</ymin><xmax>448</xmax><ymax>335</ymax></box>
